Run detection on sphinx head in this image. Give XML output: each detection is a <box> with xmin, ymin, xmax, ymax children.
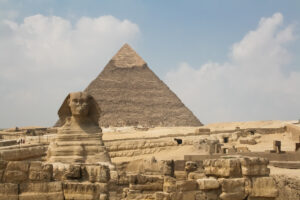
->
<box><xmin>68</xmin><ymin>92</ymin><xmax>90</xmax><ymax>117</ymax></box>
<box><xmin>57</xmin><ymin>92</ymin><xmax>100</xmax><ymax>126</ymax></box>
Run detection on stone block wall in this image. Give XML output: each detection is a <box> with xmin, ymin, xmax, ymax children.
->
<box><xmin>0</xmin><ymin>157</ymin><xmax>298</xmax><ymax>200</ymax></box>
<box><xmin>0</xmin><ymin>161</ymin><xmax>112</xmax><ymax>200</ymax></box>
<box><xmin>121</xmin><ymin>157</ymin><xmax>281</xmax><ymax>200</ymax></box>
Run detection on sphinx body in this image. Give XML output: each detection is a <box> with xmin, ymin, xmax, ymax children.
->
<box><xmin>47</xmin><ymin>92</ymin><xmax>111</xmax><ymax>164</ymax></box>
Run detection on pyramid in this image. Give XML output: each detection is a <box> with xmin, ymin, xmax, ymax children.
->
<box><xmin>51</xmin><ymin>44</ymin><xmax>202</xmax><ymax>128</ymax></box>
<box><xmin>78</xmin><ymin>44</ymin><xmax>202</xmax><ymax>127</ymax></box>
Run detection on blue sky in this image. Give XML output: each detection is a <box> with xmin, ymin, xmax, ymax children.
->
<box><xmin>0</xmin><ymin>1</ymin><xmax>300</xmax><ymax>127</ymax></box>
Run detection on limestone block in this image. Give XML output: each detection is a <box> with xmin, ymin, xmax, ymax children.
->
<box><xmin>83</xmin><ymin>165</ymin><xmax>110</xmax><ymax>183</ymax></box>
<box><xmin>110</xmin><ymin>170</ymin><xmax>118</xmax><ymax>184</ymax></box>
<box><xmin>239</xmin><ymin>137</ymin><xmax>257</xmax><ymax>145</ymax></box>
<box><xmin>122</xmin><ymin>187</ymin><xmax>130</xmax><ymax>199</ymax></box>
<box><xmin>204</xmin><ymin>159</ymin><xmax>242</xmax><ymax>178</ymax></box>
<box><xmin>29</xmin><ymin>161</ymin><xmax>53</xmax><ymax>182</ymax></box>
<box><xmin>247</xmin><ymin>197</ymin><xmax>276</xmax><ymax>200</ymax></box>
<box><xmin>125</xmin><ymin>189</ymin><xmax>155</xmax><ymax>199</ymax></box>
<box><xmin>19</xmin><ymin>181</ymin><xmax>64</xmax><ymax>200</ymax></box>
<box><xmin>181</xmin><ymin>191</ymin><xmax>199</xmax><ymax>200</ymax></box>
<box><xmin>0</xmin><ymin>160</ymin><xmax>7</xmax><ymax>182</ymax></box>
<box><xmin>195</xmin><ymin>190</ymin><xmax>220</xmax><ymax>200</ymax></box>
<box><xmin>118</xmin><ymin>172</ymin><xmax>129</xmax><ymax>185</ymax></box>
<box><xmin>162</xmin><ymin>160</ymin><xmax>174</xmax><ymax>177</ymax></box>
<box><xmin>185</xmin><ymin>161</ymin><xmax>198</xmax><ymax>174</ymax></box>
<box><xmin>129</xmin><ymin>174</ymin><xmax>162</xmax><ymax>185</ymax></box>
<box><xmin>250</xmin><ymin>177</ymin><xmax>278</xmax><ymax>198</ymax></box>
<box><xmin>64</xmin><ymin>164</ymin><xmax>81</xmax><ymax>179</ymax></box>
<box><xmin>155</xmin><ymin>192</ymin><xmax>170</xmax><ymax>200</ymax></box>
<box><xmin>272</xmin><ymin>174</ymin><xmax>300</xmax><ymax>200</ymax></box>
<box><xmin>3</xmin><ymin>161</ymin><xmax>29</xmax><ymax>183</ymax></box>
<box><xmin>52</xmin><ymin>163</ymin><xmax>75</xmax><ymax>181</ymax></box>
<box><xmin>0</xmin><ymin>146</ymin><xmax>47</xmax><ymax>161</ymax></box>
<box><xmin>163</xmin><ymin>176</ymin><xmax>176</xmax><ymax>193</ymax></box>
<box><xmin>197</xmin><ymin>178</ymin><xmax>220</xmax><ymax>190</ymax></box>
<box><xmin>129</xmin><ymin>182</ymin><xmax>163</xmax><ymax>191</ymax></box>
<box><xmin>0</xmin><ymin>183</ymin><xmax>18</xmax><ymax>200</ymax></box>
<box><xmin>176</xmin><ymin>180</ymin><xmax>198</xmax><ymax>191</ymax></box>
<box><xmin>219</xmin><ymin>178</ymin><xmax>246</xmax><ymax>200</ymax></box>
<box><xmin>168</xmin><ymin>192</ymin><xmax>182</xmax><ymax>200</ymax></box>
<box><xmin>188</xmin><ymin>172</ymin><xmax>206</xmax><ymax>180</ymax></box>
<box><xmin>239</xmin><ymin>157</ymin><xmax>270</xmax><ymax>177</ymax></box>
<box><xmin>63</xmin><ymin>182</ymin><xmax>108</xmax><ymax>200</ymax></box>
<box><xmin>99</xmin><ymin>193</ymin><xmax>108</xmax><ymax>200</ymax></box>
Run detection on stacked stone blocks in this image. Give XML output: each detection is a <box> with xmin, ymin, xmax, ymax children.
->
<box><xmin>0</xmin><ymin>160</ymin><xmax>112</xmax><ymax>200</ymax></box>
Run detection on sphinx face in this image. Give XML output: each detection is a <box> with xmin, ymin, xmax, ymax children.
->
<box><xmin>68</xmin><ymin>92</ymin><xmax>89</xmax><ymax>117</ymax></box>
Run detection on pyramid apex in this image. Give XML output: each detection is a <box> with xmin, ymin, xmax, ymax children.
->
<box><xmin>111</xmin><ymin>43</ymin><xmax>146</xmax><ymax>68</ymax></box>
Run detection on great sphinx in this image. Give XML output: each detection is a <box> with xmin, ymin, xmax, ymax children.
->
<box><xmin>47</xmin><ymin>92</ymin><xmax>111</xmax><ymax>164</ymax></box>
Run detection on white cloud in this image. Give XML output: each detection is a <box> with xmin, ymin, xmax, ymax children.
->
<box><xmin>165</xmin><ymin>13</ymin><xmax>300</xmax><ymax>124</ymax></box>
<box><xmin>0</xmin><ymin>14</ymin><xmax>140</xmax><ymax>127</ymax></box>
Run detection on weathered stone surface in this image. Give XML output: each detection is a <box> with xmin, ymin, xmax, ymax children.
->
<box><xmin>125</xmin><ymin>189</ymin><xmax>155</xmax><ymax>200</ymax></box>
<box><xmin>0</xmin><ymin>146</ymin><xmax>47</xmax><ymax>161</ymax></box>
<box><xmin>239</xmin><ymin>137</ymin><xmax>257</xmax><ymax>145</ymax></box>
<box><xmin>0</xmin><ymin>183</ymin><xmax>18</xmax><ymax>200</ymax></box>
<box><xmin>3</xmin><ymin>161</ymin><xmax>29</xmax><ymax>183</ymax></box>
<box><xmin>84</xmin><ymin>165</ymin><xmax>110</xmax><ymax>183</ymax></box>
<box><xmin>63</xmin><ymin>182</ymin><xmax>108</xmax><ymax>200</ymax></box>
<box><xmin>19</xmin><ymin>181</ymin><xmax>64</xmax><ymax>200</ymax></box>
<box><xmin>129</xmin><ymin>182</ymin><xmax>163</xmax><ymax>191</ymax></box>
<box><xmin>272</xmin><ymin>175</ymin><xmax>300</xmax><ymax>200</ymax></box>
<box><xmin>176</xmin><ymin>180</ymin><xmax>198</xmax><ymax>191</ymax></box>
<box><xmin>197</xmin><ymin>178</ymin><xmax>220</xmax><ymax>190</ymax></box>
<box><xmin>247</xmin><ymin>197</ymin><xmax>276</xmax><ymax>200</ymax></box>
<box><xmin>219</xmin><ymin>178</ymin><xmax>246</xmax><ymax>200</ymax></box>
<box><xmin>28</xmin><ymin>161</ymin><xmax>53</xmax><ymax>182</ymax></box>
<box><xmin>239</xmin><ymin>157</ymin><xmax>270</xmax><ymax>177</ymax></box>
<box><xmin>64</xmin><ymin>164</ymin><xmax>81</xmax><ymax>179</ymax></box>
<box><xmin>155</xmin><ymin>192</ymin><xmax>170</xmax><ymax>200</ymax></box>
<box><xmin>163</xmin><ymin>176</ymin><xmax>176</xmax><ymax>193</ymax></box>
<box><xmin>0</xmin><ymin>160</ymin><xmax>7</xmax><ymax>181</ymax></box>
<box><xmin>188</xmin><ymin>172</ymin><xmax>206</xmax><ymax>180</ymax></box>
<box><xmin>195</xmin><ymin>190</ymin><xmax>220</xmax><ymax>200</ymax></box>
<box><xmin>185</xmin><ymin>161</ymin><xmax>198</xmax><ymax>174</ymax></box>
<box><xmin>162</xmin><ymin>160</ymin><xmax>174</xmax><ymax>177</ymax></box>
<box><xmin>194</xmin><ymin>139</ymin><xmax>221</xmax><ymax>155</ymax></box>
<box><xmin>128</xmin><ymin>174</ymin><xmax>163</xmax><ymax>192</ymax></box>
<box><xmin>250</xmin><ymin>177</ymin><xmax>278</xmax><ymax>198</ymax></box>
<box><xmin>204</xmin><ymin>158</ymin><xmax>242</xmax><ymax>178</ymax></box>
<box><xmin>132</xmin><ymin>174</ymin><xmax>163</xmax><ymax>185</ymax></box>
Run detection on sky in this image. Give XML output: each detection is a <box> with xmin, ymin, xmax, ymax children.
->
<box><xmin>0</xmin><ymin>0</ymin><xmax>300</xmax><ymax>127</ymax></box>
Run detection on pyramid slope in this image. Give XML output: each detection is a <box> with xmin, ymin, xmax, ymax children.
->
<box><xmin>84</xmin><ymin>44</ymin><xmax>202</xmax><ymax>127</ymax></box>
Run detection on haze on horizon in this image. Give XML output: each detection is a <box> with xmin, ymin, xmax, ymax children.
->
<box><xmin>0</xmin><ymin>1</ymin><xmax>299</xmax><ymax>128</ymax></box>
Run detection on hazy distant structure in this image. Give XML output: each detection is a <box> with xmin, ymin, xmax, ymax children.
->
<box><xmin>56</xmin><ymin>44</ymin><xmax>202</xmax><ymax>127</ymax></box>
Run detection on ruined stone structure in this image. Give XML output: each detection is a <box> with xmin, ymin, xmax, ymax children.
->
<box><xmin>80</xmin><ymin>44</ymin><xmax>202</xmax><ymax>127</ymax></box>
